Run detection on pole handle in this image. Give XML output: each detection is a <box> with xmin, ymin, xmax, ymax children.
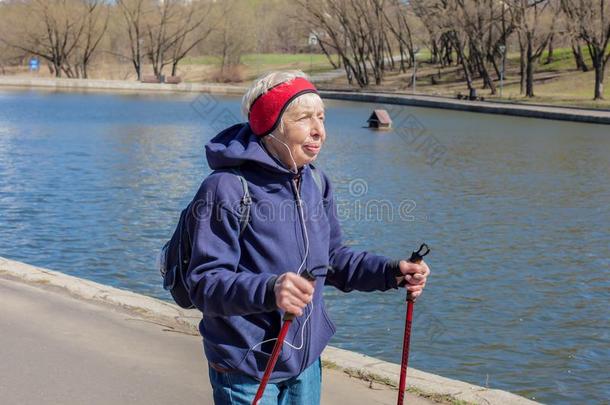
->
<box><xmin>281</xmin><ymin>269</ymin><xmax>316</xmax><ymax>321</ymax></box>
<box><xmin>398</xmin><ymin>243</ymin><xmax>430</xmax><ymax>292</ymax></box>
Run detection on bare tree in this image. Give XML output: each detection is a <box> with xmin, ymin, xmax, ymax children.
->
<box><xmin>454</xmin><ymin>0</ymin><xmax>501</xmax><ymax>94</ymax></box>
<box><xmin>167</xmin><ymin>2</ymin><xmax>215</xmax><ymax>77</ymax></box>
<box><xmin>326</xmin><ymin>0</ymin><xmax>373</xmax><ymax>86</ymax></box>
<box><xmin>412</xmin><ymin>0</ymin><xmax>457</xmax><ymax>69</ymax></box>
<box><xmin>116</xmin><ymin>0</ymin><xmax>148</xmax><ymax>81</ymax></box>
<box><xmin>416</xmin><ymin>0</ymin><xmax>478</xmax><ymax>92</ymax></box>
<box><xmin>297</xmin><ymin>0</ymin><xmax>392</xmax><ymax>87</ymax></box>
<box><xmin>561</xmin><ymin>0</ymin><xmax>610</xmax><ymax>99</ymax></box>
<box><xmin>353</xmin><ymin>0</ymin><xmax>388</xmax><ymax>85</ymax></box>
<box><xmin>208</xmin><ymin>0</ymin><xmax>255</xmax><ymax>79</ymax></box>
<box><xmin>383</xmin><ymin>0</ymin><xmax>416</xmax><ymax>73</ymax></box>
<box><xmin>77</xmin><ymin>0</ymin><xmax>109</xmax><ymax>78</ymax></box>
<box><xmin>508</xmin><ymin>0</ymin><xmax>559</xmax><ymax>97</ymax></box>
<box><xmin>298</xmin><ymin>0</ymin><xmax>359</xmax><ymax>83</ymax></box>
<box><xmin>145</xmin><ymin>0</ymin><xmax>177</xmax><ymax>78</ymax></box>
<box><xmin>2</xmin><ymin>0</ymin><xmax>89</xmax><ymax>78</ymax></box>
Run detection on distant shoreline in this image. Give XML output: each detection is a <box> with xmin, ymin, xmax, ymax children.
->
<box><xmin>1</xmin><ymin>76</ymin><xmax>609</xmax><ymax>125</ymax></box>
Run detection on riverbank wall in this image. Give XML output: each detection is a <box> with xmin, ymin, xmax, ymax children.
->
<box><xmin>1</xmin><ymin>75</ymin><xmax>609</xmax><ymax>124</ymax></box>
<box><xmin>0</xmin><ymin>256</ymin><xmax>538</xmax><ymax>405</ymax></box>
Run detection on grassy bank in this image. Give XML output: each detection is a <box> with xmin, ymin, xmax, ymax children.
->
<box><xmin>3</xmin><ymin>49</ymin><xmax>608</xmax><ymax>110</ymax></box>
<box><xmin>181</xmin><ymin>53</ymin><xmax>337</xmax><ymax>81</ymax></box>
<box><xmin>2</xmin><ymin>53</ymin><xmax>338</xmax><ymax>85</ymax></box>
<box><xmin>318</xmin><ymin>47</ymin><xmax>610</xmax><ymax>110</ymax></box>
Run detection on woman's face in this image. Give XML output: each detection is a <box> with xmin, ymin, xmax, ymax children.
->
<box><xmin>264</xmin><ymin>97</ymin><xmax>326</xmax><ymax>171</ymax></box>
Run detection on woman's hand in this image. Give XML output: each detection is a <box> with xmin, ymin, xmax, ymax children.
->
<box><xmin>274</xmin><ymin>272</ymin><xmax>315</xmax><ymax>316</ymax></box>
<box><xmin>396</xmin><ymin>260</ymin><xmax>430</xmax><ymax>299</ymax></box>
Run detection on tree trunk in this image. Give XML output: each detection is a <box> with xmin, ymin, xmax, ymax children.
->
<box><xmin>54</xmin><ymin>60</ymin><xmax>62</xmax><ymax>78</ymax></box>
<box><xmin>491</xmin><ymin>54</ymin><xmax>501</xmax><ymax>81</ymax></box>
<box><xmin>475</xmin><ymin>50</ymin><xmax>496</xmax><ymax>94</ymax></box>
<box><xmin>571</xmin><ymin>42</ymin><xmax>589</xmax><ymax>72</ymax></box>
<box><xmin>384</xmin><ymin>35</ymin><xmax>394</xmax><ymax>71</ymax></box>
<box><xmin>430</xmin><ymin>39</ymin><xmax>439</xmax><ymax>64</ymax></box>
<box><xmin>399</xmin><ymin>43</ymin><xmax>407</xmax><ymax>73</ymax></box>
<box><xmin>453</xmin><ymin>36</ymin><xmax>474</xmax><ymax>91</ymax></box>
<box><xmin>220</xmin><ymin>44</ymin><xmax>227</xmax><ymax>77</ymax></box>
<box><xmin>444</xmin><ymin>37</ymin><xmax>453</xmax><ymax>66</ymax></box>
<box><xmin>594</xmin><ymin>58</ymin><xmax>605</xmax><ymax>100</ymax></box>
<box><xmin>519</xmin><ymin>40</ymin><xmax>526</xmax><ymax>95</ymax></box>
<box><xmin>342</xmin><ymin>56</ymin><xmax>356</xmax><ymax>86</ymax></box>
<box><xmin>526</xmin><ymin>39</ymin><xmax>535</xmax><ymax>97</ymax></box>
<box><xmin>318</xmin><ymin>40</ymin><xmax>339</xmax><ymax>69</ymax></box>
<box><xmin>544</xmin><ymin>34</ymin><xmax>554</xmax><ymax>64</ymax></box>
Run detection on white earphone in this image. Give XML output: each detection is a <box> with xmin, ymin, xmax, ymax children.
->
<box><xmin>267</xmin><ymin>133</ymin><xmax>299</xmax><ymax>175</ymax></box>
<box><xmin>247</xmin><ymin>132</ymin><xmax>314</xmax><ymax>357</ymax></box>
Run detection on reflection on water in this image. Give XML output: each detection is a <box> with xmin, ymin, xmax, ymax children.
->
<box><xmin>0</xmin><ymin>89</ymin><xmax>608</xmax><ymax>404</ymax></box>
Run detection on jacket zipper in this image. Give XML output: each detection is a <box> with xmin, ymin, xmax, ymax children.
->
<box><xmin>290</xmin><ymin>177</ymin><xmax>311</xmax><ymax>371</ymax></box>
<box><xmin>290</xmin><ymin>178</ymin><xmax>309</xmax><ymax>271</ymax></box>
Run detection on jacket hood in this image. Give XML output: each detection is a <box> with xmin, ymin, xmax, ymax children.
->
<box><xmin>205</xmin><ymin>123</ymin><xmax>292</xmax><ymax>174</ymax></box>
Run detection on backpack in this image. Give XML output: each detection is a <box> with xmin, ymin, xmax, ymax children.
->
<box><xmin>158</xmin><ymin>165</ymin><xmax>324</xmax><ymax>309</ymax></box>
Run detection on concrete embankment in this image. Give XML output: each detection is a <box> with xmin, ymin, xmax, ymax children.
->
<box><xmin>0</xmin><ymin>257</ymin><xmax>538</xmax><ymax>405</ymax></box>
<box><xmin>1</xmin><ymin>75</ymin><xmax>609</xmax><ymax>124</ymax></box>
<box><xmin>0</xmin><ymin>76</ymin><xmax>246</xmax><ymax>96</ymax></box>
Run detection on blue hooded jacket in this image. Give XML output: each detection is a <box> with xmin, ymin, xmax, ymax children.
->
<box><xmin>186</xmin><ymin>123</ymin><xmax>399</xmax><ymax>382</ymax></box>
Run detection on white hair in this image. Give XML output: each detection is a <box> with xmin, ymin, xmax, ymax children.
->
<box><xmin>241</xmin><ymin>70</ymin><xmax>324</xmax><ymax>135</ymax></box>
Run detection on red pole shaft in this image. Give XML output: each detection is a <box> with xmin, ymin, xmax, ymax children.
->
<box><xmin>252</xmin><ymin>318</ymin><xmax>293</xmax><ymax>405</ymax></box>
<box><xmin>396</xmin><ymin>243</ymin><xmax>429</xmax><ymax>405</ymax></box>
<box><xmin>397</xmin><ymin>298</ymin><xmax>414</xmax><ymax>405</ymax></box>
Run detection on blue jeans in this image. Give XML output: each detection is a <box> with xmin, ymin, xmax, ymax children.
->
<box><xmin>208</xmin><ymin>358</ymin><xmax>322</xmax><ymax>405</ymax></box>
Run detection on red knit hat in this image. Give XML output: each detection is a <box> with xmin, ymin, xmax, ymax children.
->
<box><xmin>248</xmin><ymin>77</ymin><xmax>318</xmax><ymax>136</ymax></box>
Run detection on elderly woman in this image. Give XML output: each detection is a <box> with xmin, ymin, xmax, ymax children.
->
<box><xmin>186</xmin><ymin>70</ymin><xmax>430</xmax><ymax>404</ymax></box>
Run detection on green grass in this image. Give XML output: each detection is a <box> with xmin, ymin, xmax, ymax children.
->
<box><xmin>538</xmin><ymin>47</ymin><xmax>594</xmax><ymax>72</ymax></box>
<box><xmin>241</xmin><ymin>53</ymin><xmax>334</xmax><ymax>66</ymax></box>
<box><xmin>182</xmin><ymin>53</ymin><xmax>335</xmax><ymax>68</ymax></box>
<box><xmin>181</xmin><ymin>55</ymin><xmax>223</xmax><ymax>65</ymax></box>
<box><xmin>490</xmin><ymin>50</ymin><xmax>610</xmax><ymax>107</ymax></box>
<box><xmin>361</xmin><ymin>46</ymin><xmax>610</xmax><ymax>109</ymax></box>
<box><xmin>414</xmin><ymin>49</ymin><xmax>432</xmax><ymax>61</ymax></box>
<box><xmin>180</xmin><ymin>53</ymin><xmax>338</xmax><ymax>80</ymax></box>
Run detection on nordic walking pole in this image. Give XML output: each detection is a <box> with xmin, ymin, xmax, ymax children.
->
<box><xmin>252</xmin><ymin>313</ymin><xmax>293</xmax><ymax>405</ymax></box>
<box><xmin>397</xmin><ymin>243</ymin><xmax>430</xmax><ymax>405</ymax></box>
<box><xmin>252</xmin><ymin>271</ymin><xmax>316</xmax><ymax>405</ymax></box>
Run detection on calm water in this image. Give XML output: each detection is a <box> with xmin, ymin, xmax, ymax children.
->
<box><xmin>0</xmin><ymin>89</ymin><xmax>608</xmax><ymax>404</ymax></box>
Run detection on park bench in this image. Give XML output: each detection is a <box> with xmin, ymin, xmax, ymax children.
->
<box><xmin>141</xmin><ymin>75</ymin><xmax>161</xmax><ymax>84</ymax></box>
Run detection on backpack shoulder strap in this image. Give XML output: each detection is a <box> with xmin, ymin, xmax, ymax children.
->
<box><xmin>309</xmin><ymin>164</ymin><xmax>325</xmax><ymax>196</ymax></box>
<box><xmin>230</xmin><ymin>167</ymin><xmax>251</xmax><ymax>237</ymax></box>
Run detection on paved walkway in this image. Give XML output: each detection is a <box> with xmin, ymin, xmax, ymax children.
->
<box><xmin>0</xmin><ymin>275</ymin><xmax>433</xmax><ymax>405</ymax></box>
